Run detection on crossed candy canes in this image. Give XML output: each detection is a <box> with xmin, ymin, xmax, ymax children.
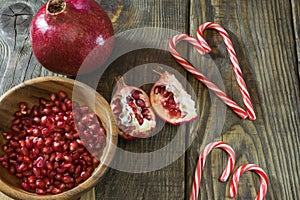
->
<box><xmin>190</xmin><ymin>141</ymin><xmax>268</xmax><ymax>200</ymax></box>
<box><xmin>169</xmin><ymin>22</ymin><xmax>256</xmax><ymax>120</ymax></box>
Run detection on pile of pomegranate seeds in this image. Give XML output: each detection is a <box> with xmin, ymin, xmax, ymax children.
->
<box><xmin>0</xmin><ymin>91</ymin><xmax>106</xmax><ymax>195</ymax></box>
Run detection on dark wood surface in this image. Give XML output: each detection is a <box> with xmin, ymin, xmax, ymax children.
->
<box><xmin>0</xmin><ymin>0</ymin><xmax>299</xmax><ymax>199</ymax></box>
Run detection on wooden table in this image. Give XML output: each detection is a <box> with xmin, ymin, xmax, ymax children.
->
<box><xmin>0</xmin><ymin>0</ymin><xmax>299</xmax><ymax>199</ymax></box>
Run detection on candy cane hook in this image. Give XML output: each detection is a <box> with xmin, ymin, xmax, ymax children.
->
<box><xmin>190</xmin><ymin>141</ymin><xmax>236</xmax><ymax>200</ymax></box>
<box><xmin>229</xmin><ymin>164</ymin><xmax>268</xmax><ymax>200</ymax></box>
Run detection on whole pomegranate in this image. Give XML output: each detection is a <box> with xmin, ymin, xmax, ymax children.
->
<box><xmin>30</xmin><ymin>0</ymin><xmax>114</xmax><ymax>76</ymax></box>
<box><xmin>150</xmin><ymin>71</ymin><xmax>197</xmax><ymax>125</ymax></box>
<box><xmin>110</xmin><ymin>78</ymin><xmax>156</xmax><ymax>140</ymax></box>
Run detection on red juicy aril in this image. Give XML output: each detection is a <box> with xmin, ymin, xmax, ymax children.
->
<box><xmin>30</xmin><ymin>0</ymin><xmax>114</xmax><ymax>76</ymax></box>
<box><xmin>0</xmin><ymin>91</ymin><xmax>106</xmax><ymax>194</ymax></box>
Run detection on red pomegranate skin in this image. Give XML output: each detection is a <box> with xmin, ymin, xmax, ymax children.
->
<box><xmin>30</xmin><ymin>0</ymin><xmax>114</xmax><ymax>76</ymax></box>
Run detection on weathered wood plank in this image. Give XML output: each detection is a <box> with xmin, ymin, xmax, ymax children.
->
<box><xmin>94</xmin><ymin>0</ymin><xmax>189</xmax><ymax>199</ymax></box>
<box><xmin>291</xmin><ymin>0</ymin><xmax>300</xmax><ymax>79</ymax></box>
<box><xmin>188</xmin><ymin>0</ymin><xmax>299</xmax><ymax>199</ymax></box>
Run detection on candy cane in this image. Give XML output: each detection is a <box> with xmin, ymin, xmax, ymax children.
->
<box><xmin>197</xmin><ymin>22</ymin><xmax>256</xmax><ymax>120</ymax></box>
<box><xmin>190</xmin><ymin>141</ymin><xmax>236</xmax><ymax>200</ymax></box>
<box><xmin>169</xmin><ymin>22</ymin><xmax>256</xmax><ymax>120</ymax></box>
<box><xmin>229</xmin><ymin>164</ymin><xmax>268</xmax><ymax>200</ymax></box>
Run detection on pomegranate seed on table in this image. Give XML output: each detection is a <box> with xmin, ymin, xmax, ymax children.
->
<box><xmin>0</xmin><ymin>91</ymin><xmax>107</xmax><ymax>195</ymax></box>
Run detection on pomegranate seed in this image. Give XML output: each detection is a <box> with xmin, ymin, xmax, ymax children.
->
<box><xmin>72</xmin><ymin>152</ymin><xmax>80</xmax><ymax>160</ymax></box>
<box><xmin>58</xmin><ymin>183</ymin><xmax>66</xmax><ymax>191</ymax></box>
<box><xmin>48</xmin><ymin>171</ymin><xmax>56</xmax><ymax>179</ymax></box>
<box><xmin>55</xmin><ymin>152</ymin><xmax>63</xmax><ymax>161</ymax></box>
<box><xmin>22</xmin><ymin>156</ymin><xmax>31</xmax><ymax>163</ymax></box>
<box><xmin>29</xmin><ymin>183</ymin><xmax>36</xmax><ymax>189</ymax></box>
<box><xmin>75</xmin><ymin>177</ymin><xmax>82</xmax><ymax>184</ymax></box>
<box><xmin>22</xmin><ymin>170</ymin><xmax>32</xmax><ymax>176</ymax></box>
<box><xmin>63</xmin><ymin>155</ymin><xmax>72</xmax><ymax>162</ymax></box>
<box><xmin>27</xmin><ymin>175</ymin><xmax>36</xmax><ymax>183</ymax></box>
<box><xmin>86</xmin><ymin>166</ymin><xmax>94</xmax><ymax>174</ymax></box>
<box><xmin>80</xmin><ymin>171</ymin><xmax>90</xmax><ymax>181</ymax></box>
<box><xmin>82</xmin><ymin>155</ymin><xmax>93</xmax><ymax>163</ymax></box>
<box><xmin>32</xmin><ymin>167</ymin><xmax>40</xmax><ymax>177</ymax></box>
<box><xmin>17</xmin><ymin>163</ymin><xmax>27</xmax><ymax>172</ymax></box>
<box><xmin>56</xmin><ymin>121</ymin><xmax>65</xmax><ymax>129</ymax></box>
<box><xmin>131</xmin><ymin>90</ymin><xmax>142</xmax><ymax>100</ymax></box>
<box><xmin>36</xmin><ymin>188</ymin><xmax>46</xmax><ymax>195</ymax></box>
<box><xmin>57</xmin><ymin>167</ymin><xmax>67</xmax><ymax>174</ymax></box>
<box><xmin>144</xmin><ymin>115</ymin><xmax>152</xmax><ymax>120</ymax></box>
<box><xmin>42</xmin><ymin>147</ymin><xmax>53</xmax><ymax>155</ymax></box>
<box><xmin>41</xmin><ymin>127</ymin><xmax>51</xmax><ymax>136</ymax></box>
<box><xmin>44</xmin><ymin>137</ymin><xmax>52</xmax><ymax>146</ymax></box>
<box><xmin>136</xmin><ymin>116</ymin><xmax>144</xmax><ymax>125</ymax></box>
<box><xmin>62</xmin><ymin>175</ymin><xmax>73</xmax><ymax>184</ymax></box>
<box><xmin>60</xmin><ymin>102</ymin><xmax>67</xmax><ymax>112</ymax></box>
<box><xmin>68</xmin><ymin>165</ymin><xmax>75</xmax><ymax>173</ymax></box>
<box><xmin>136</xmin><ymin>99</ymin><xmax>146</xmax><ymax>107</ymax></box>
<box><xmin>11</xmin><ymin>125</ymin><xmax>20</xmax><ymax>132</ymax></box>
<box><xmin>76</xmin><ymin>139</ymin><xmax>84</xmax><ymax>146</ymax></box>
<box><xmin>66</xmin><ymin>182</ymin><xmax>75</xmax><ymax>189</ymax></box>
<box><xmin>18</xmin><ymin>102</ymin><xmax>27</xmax><ymax>110</ymax></box>
<box><xmin>62</xmin><ymin>143</ymin><xmax>69</xmax><ymax>151</ymax></box>
<box><xmin>58</xmin><ymin>91</ymin><xmax>67</xmax><ymax>99</ymax></box>
<box><xmin>92</xmin><ymin>158</ymin><xmax>100</xmax><ymax>166</ymax></box>
<box><xmin>65</xmin><ymin>132</ymin><xmax>74</xmax><ymax>140</ymax></box>
<box><xmin>50</xmin><ymin>93</ymin><xmax>58</xmax><ymax>101</ymax></box>
<box><xmin>39</xmin><ymin>98</ymin><xmax>47</xmax><ymax>105</ymax></box>
<box><xmin>0</xmin><ymin>91</ymin><xmax>105</xmax><ymax>195</ymax></box>
<box><xmin>31</xmin><ymin>148</ymin><xmax>40</xmax><ymax>157</ymax></box>
<box><xmin>14</xmin><ymin>111</ymin><xmax>23</xmax><ymax>117</ymax></box>
<box><xmin>46</xmin><ymin>161</ymin><xmax>54</xmax><ymax>170</ymax></box>
<box><xmin>74</xmin><ymin>165</ymin><xmax>82</xmax><ymax>175</ymax></box>
<box><xmin>53</xmin><ymin>133</ymin><xmax>62</xmax><ymax>141</ymax></box>
<box><xmin>16</xmin><ymin>173</ymin><xmax>23</xmax><ymax>178</ymax></box>
<box><xmin>44</xmin><ymin>177</ymin><xmax>52</xmax><ymax>187</ymax></box>
<box><xmin>51</xmin><ymin>187</ymin><xmax>61</xmax><ymax>194</ymax></box>
<box><xmin>21</xmin><ymin>182</ymin><xmax>30</xmax><ymax>191</ymax></box>
<box><xmin>69</xmin><ymin>141</ymin><xmax>78</xmax><ymax>151</ymax></box>
<box><xmin>12</xmin><ymin>118</ymin><xmax>21</xmax><ymax>124</ymax></box>
<box><xmin>35</xmin><ymin>156</ymin><xmax>44</xmax><ymax>168</ymax></box>
<box><xmin>1</xmin><ymin>161</ymin><xmax>9</xmax><ymax>168</ymax></box>
<box><xmin>53</xmin><ymin>161</ymin><xmax>60</xmax><ymax>169</ymax></box>
<box><xmin>36</xmin><ymin>179</ymin><xmax>46</xmax><ymax>189</ymax></box>
<box><xmin>52</xmin><ymin>141</ymin><xmax>61</xmax><ymax>151</ymax></box>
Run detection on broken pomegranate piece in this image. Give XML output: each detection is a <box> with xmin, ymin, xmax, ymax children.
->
<box><xmin>150</xmin><ymin>71</ymin><xmax>197</xmax><ymax>125</ymax></box>
<box><xmin>110</xmin><ymin>78</ymin><xmax>156</xmax><ymax>139</ymax></box>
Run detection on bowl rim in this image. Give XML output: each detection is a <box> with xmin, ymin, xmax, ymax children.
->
<box><xmin>0</xmin><ymin>76</ymin><xmax>118</xmax><ymax>200</ymax></box>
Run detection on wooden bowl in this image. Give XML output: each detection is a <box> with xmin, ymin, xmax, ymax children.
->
<box><xmin>0</xmin><ymin>76</ymin><xmax>118</xmax><ymax>200</ymax></box>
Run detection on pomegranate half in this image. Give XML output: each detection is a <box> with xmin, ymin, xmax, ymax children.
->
<box><xmin>110</xmin><ymin>78</ymin><xmax>156</xmax><ymax>140</ymax></box>
<box><xmin>30</xmin><ymin>0</ymin><xmax>114</xmax><ymax>76</ymax></box>
<box><xmin>150</xmin><ymin>71</ymin><xmax>197</xmax><ymax>125</ymax></box>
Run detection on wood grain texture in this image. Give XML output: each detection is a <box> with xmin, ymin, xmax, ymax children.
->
<box><xmin>188</xmin><ymin>0</ymin><xmax>300</xmax><ymax>199</ymax></box>
<box><xmin>0</xmin><ymin>0</ymin><xmax>299</xmax><ymax>199</ymax></box>
<box><xmin>93</xmin><ymin>0</ymin><xmax>189</xmax><ymax>200</ymax></box>
<box><xmin>291</xmin><ymin>0</ymin><xmax>300</xmax><ymax>79</ymax></box>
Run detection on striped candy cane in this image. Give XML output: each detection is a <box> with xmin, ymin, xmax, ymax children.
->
<box><xmin>197</xmin><ymin>22</ymin><xmax>256</xmax><ymax>120</ymax></box>
<box><xmin>169</xmin><ymin>22</ymin><xmax>256</xmax><ymax>120</ymax></box>
<box><xmin>190</xmin><ymin>141</ymin><xmax>236</xmax><ymax>200</ymax></box>
<box><xmin>229</xmin><ymin>164</ymin><xmax>268</xmax><ymax>200</ymax></box>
